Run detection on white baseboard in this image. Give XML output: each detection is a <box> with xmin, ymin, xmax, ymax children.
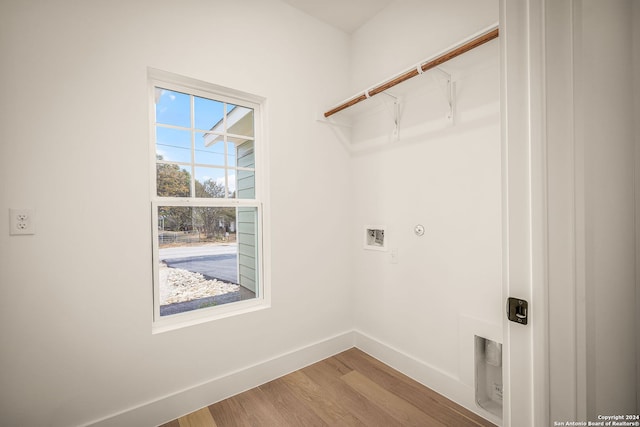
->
<box><xmin>86</xmin><ymin>329</ymin><xmax>501</xmax><ymax>426</ymax></box>
<box><xmin>353</xmin><ymin>329</ymin><xmax>502</xmax><ymax>426</ymax></box>
<box><xmin>86</xmin><ymin>330</ymin><xmax>355</xmax><ymax>427</ymax></box>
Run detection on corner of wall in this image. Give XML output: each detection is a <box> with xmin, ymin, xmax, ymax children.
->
<box><xmin>353</xmin><ymin>330</ymin><xmax>502</xmax><ymax>426</ymax></box>
<box><xmin>84</xmin><ymin>331</ymin><xmax>356</xmax><ymax>427</ymax></box>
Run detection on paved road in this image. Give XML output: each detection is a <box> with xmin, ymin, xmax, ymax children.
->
<box><xmin>159</xmin><ymin>243</ymin><xmax>237</xmax><ymax>259</ymax></box>
<box><xmin>160</xmin><ymin>244</ymin><xmax>238</xmax><ymax>283</ymax></box>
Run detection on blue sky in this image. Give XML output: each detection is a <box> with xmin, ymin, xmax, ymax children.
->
<box><xmin>155</xmin><ymin>88</ymin><xmax>238</xmax><ymax>194</ymax></box>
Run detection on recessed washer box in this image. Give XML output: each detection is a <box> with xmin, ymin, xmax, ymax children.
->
<box><xmin>363</xmin><ymin>225</ymin><xmax>386</xmax><ymax>251</ymax></box>
<box><xmin>475</xmin><ymin>335</ymin><xmax>503</xmax><ymax>418</ymax></box>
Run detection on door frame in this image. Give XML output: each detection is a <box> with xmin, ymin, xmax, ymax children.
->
<box><xmin>500</xmin><ymin>0</ymin><xmax>549</xmax><ymax>425</ymax></box>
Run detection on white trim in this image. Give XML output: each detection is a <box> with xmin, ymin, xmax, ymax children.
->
<box><xmin>148</xmin><ymin>68</ymin><xmax>269</xmax><ymax>331</ymax></box>
<box><xmin>150</xmin><ymin>198</ymin><xmax>260</xmax><ymax>208</ymax></box>
<box><xmin>83</xmin><ymin>330</ymin><xmax>503</xmax><ymax>427</ymax></box>
<box><xmin>528</xmin><ymin>1</ymin><xmax>550</xmax><ymax>426</ymax></box>
<box><xmin>544</xmin><ymin>0</ymin><xmax>580</xmax><ymax>422</ymax></box>
<box><xmin>151</xmin><ymin>201</ymin><xmax>266</xmax><ymax>333</ymax></box>
<box><xmin>571</xmin><ymin>1</ymin><xmax>588</xmax><ymax>418</ymax></box>
<box><xmin>148</xmin><ymin>68</ymin><xmax>265</xmax><ymax>107</ymax></box>
<box><xmin>354</xmin><ymin>330</ymin><xmax>501</xmax><ymax>426</ymax></box>
<box><xmin>84</xmin><ymin>331</ymin><xmax>355</xmax><ymax>427</ymax></box>
<box><xmin>152</xmin><ymin>298</ymin><xmax>269</xmax><ymax>334</ymax></box>
<box><xmin>499</xmin><ymin>0</ymin><xmax>548</xmax><ymax>425</ymax></box>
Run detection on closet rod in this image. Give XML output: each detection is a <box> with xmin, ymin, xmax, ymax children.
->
<box><xmin>323</xmin><ymin>25</ymin><xmax>499</xmax><ymax>118</ymax></box>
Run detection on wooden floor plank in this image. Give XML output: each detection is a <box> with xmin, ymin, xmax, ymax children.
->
<box><xmin>302</xmin><ymin>359</ymin><xmax>404</xmax><ymax>427</ymax></box>
<box><xmin>177</xmin><ymin>407</ymin><xmax>218</xmax><ymax>427</ymax></box>
<box><xmin>309</xmin><ymin>352</ymin><xmax>353</xmax><ymax>376</ymax></box>
<box><xmin>341</xmin><ymin>370</ymin><xmax>447</xmax><ymax>427</ymax></box>
<box><xmin>157</xmin><ymin>420</ymin><xmax>180</xmax><ymax>427</ymax></box>
<box><xmin>279</xmin><ymin>370</ymin><xmax>366</xmax><ymax>426</ymax></box>
<box><xmin>258</xmin><ymin>377</ymin><xmax>328</xmax><ymax>426</ymax></box>
<box><xmin>207</xmin><ymin>396</ymin><xmax>253</xmax><ymax>427</ymax></box>
<box><xmin>161</xmin><ymin>348</ymin><xmax>497</xmax><ymax>427</ymax></box>
<box><xmin>336</xmin><ymin>349</ymin><xmax>495</xmax><ymax>427</ymax></box>
<box><xmin>231</xmin><ymin>387</ymin><xmax>292</xmax><ymax>426</ymax></box>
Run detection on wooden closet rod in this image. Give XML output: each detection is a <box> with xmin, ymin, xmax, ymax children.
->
<box><xmin>324</xmin><ymin>25</ymin><xmax>499</xmax><ymax>118</ymax></box>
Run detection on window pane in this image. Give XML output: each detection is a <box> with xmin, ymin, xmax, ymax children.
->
<box><xmin>195</xmin><ymin>132</ymin><xmax>225</xmax><ymax>166</ymax></box>
<box><xmin>155</xmin><ymin>88</ymin><xmax>191</xmax><ymax>128</ymax></box>
<box><xmin>194</xmin><ymin>96</ymin><xmax>224</xmax><ymax>131</ymax></box>
<box><xmin>156</xmin><ymin>164</ymin><xmax>192</xmax><ymax>197</ymax></box>
<box><xmin>195</xmin><ymin>167</ymin><xmax>226</xmax><ymax>198</ymax></box>
<box><xmin>226</xmin><ymin>105</ymin><xmax>254</xmax><ymax>137</ymax></box>
<box><xmin>157</xmin><ymin>205</ymin><xmax>257</xmax><ymax>317</ymax></box>
<box><xmin>156</xmin><ymin>127</ymin><xmax>191</xmax><ymax>163</ymax></box>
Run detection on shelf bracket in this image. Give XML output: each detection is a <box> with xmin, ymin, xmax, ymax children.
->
<box><xmin>380</xmin><ymin>91</ymin><xmax>401</xmax><ymax>141</ymax></box>
<box><xmin>435</xmin><ymin>68</ymin><xmax>455</xmax><ymax>123</ymax></box>
<box><xmin>323</xmin><ymin>24</ymin><xmax>498</xmax><ymax>118</ymax></box>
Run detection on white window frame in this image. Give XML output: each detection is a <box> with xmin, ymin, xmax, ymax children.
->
<box><xmin>148</xmin><ymin>68</ymin><xmax>270</xmax><ymax>333</ymax></box>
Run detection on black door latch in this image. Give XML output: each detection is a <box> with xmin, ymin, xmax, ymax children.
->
<box><xmin>507</xmin><ymin>297</ymin><xmax>528</xmax><ymax>325</ymax></box>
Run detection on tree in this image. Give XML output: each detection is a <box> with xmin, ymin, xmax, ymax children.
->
<box><xmin>194</xmin><ymin>179</ymin><xmax>234</xmax><ymax>238</ymax></box>
<box><xmin>156</xmin><ymin>162</ymin><xmax>190</xmax><ymax>198</ymax></box>
<box><xmin>156</xmin><ymin>160</ymin><xmax>192</xmax><ymax>231</ymax></box>
<box><xmin>155</xmin><ymin>158</ymin><xmax>236</xmax><ymax>240</ymax></box>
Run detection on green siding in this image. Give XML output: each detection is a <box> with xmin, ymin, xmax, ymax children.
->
<box><xmin>236</xmin><ymin>140</ymin><xmax>257</xmax><ymax>293</ymax></box>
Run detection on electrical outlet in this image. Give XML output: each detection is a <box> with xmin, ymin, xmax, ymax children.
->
<box><xmin>9</xmin><ymin>209</ymin><xmax>35</xmax><ymax>235</ymax></box>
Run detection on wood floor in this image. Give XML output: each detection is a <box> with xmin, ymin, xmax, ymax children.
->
<box><xmin>159</xmin><ymin>348</ymin><xmax>496</xmax><ymax>427</ymax></box>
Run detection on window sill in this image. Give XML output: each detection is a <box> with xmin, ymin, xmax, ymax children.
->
<box><xmin>152</xmin><ymin>297</ymin><xmax>270</xmax><ymax>334</ymax></box>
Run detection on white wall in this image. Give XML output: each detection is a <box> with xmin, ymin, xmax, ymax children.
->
<box><xmin>345</xmin><ymin>0</ymin><xmax>502</xmax><ymax>420</ymax></box>
<box><xmin>0</xmin><ymin>1</ymin><xmax>353</xmax><ymax>425</ymax></box>
<box><xmin>577</xmin><ymin>0</ymin><xmax>637</xmax><ymax>417</ymax></box>
<box><xmin>6</xmin><ymin>1</ymin><xmax>634</xmax><ymax>425</ymax></box>
<box><xmin>547</xmin><ymin>0</ymin><xmax>639</xmax><ymax>420</ymax></box>
<box><xmin>546</xmin><ymin>0</ymin><xmax>580</xmax><ymax>420</ymax></box>
<box><xmin>348</xmin><ymin>0</ymin><xmax>498</xmax><ymax>93</ymax></box>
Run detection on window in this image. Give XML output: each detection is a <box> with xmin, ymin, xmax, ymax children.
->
<box><xmin>149</xmin><ymin>69</ymin><xmax>268</xmax><ymax>331</ymax></box>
